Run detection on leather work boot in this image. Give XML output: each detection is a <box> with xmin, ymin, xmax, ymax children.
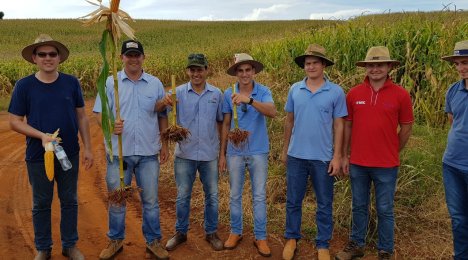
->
<box><xmin>165</xmin><ymin>231</ymin><xmax>187</xmax><ymax>251</ymax></box>
<box><xmin>282</xmin><ymin>239</ymin><xmax>297</xmax><ymax>260</ymax></box>
<box><xmin>335</xmin><ymin>240</ymin><xmax>364</xmax><ymax>260</ymax></box>
<box><xmin>62</xmin><ymin>246</ymin><xmax>84</xmax><ymax>260</ymax></box>
<box><xmin>34</xmin><ymin>250</ymin><xmax>51</xmax><ymax>260</ymax></box>
<box><xmin>99</xmin><ymin>239</ymin><xmax>123</xmax><ymax>260</ymax></box>
<box><xmin>378</xmin><ymin>250</ymin><xmax>393</xmax><ymax>260</ymax></box>
<box><xmin>318</xmin><ymin>248</ymin><xmax>331</xmax><ymax>260</ymax></box>
<box><xmin>223</xmin><ymin>233</ymin><xmax>243</xmax><ymax>250</ymax></box>
<box><xmin>146</xmin><ymin>240</ymin><xmax>169</xmax><ymax>260</ymax></box>
<box><xmin>205</xmin><ymin>232</ymin><xmax>223</xmax><ymax>251</ymax></box>
<box><xmin>254</xmin><ymin>239</ymin><xmax>271</xmax><ymax>257</ymax></box>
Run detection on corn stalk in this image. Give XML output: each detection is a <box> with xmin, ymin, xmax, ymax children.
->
<box><xmin>81</xmin><ymin>0</ymin><xmax>138</xmax><ymax>205</ymax></box>
<box><xmin>228</xmin><ymin>84</ymin><xmax>249</xmax><ymax>147</ymax></box>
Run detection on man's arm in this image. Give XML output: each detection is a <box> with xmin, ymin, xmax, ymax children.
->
<box><xmin>218</xmin><ymin>113</ymin><xmax>231</xmax><ymax>173</ymax></box>
<box><xmin>158</xmin><ymin>116</ymin><xmax>169</xmax><ymax>164</ymax></box>
<box><xmin>281</xmin><ymin>112</ymin><xmax>294</xmax><ymax>166</ymax></box>
<box><xmin>342</xmin><ymin>120</ymin><xmax>352</xmax><ymax>175</ymax></box>
<box><xmin>9</xmin><ymin>113</ymin><xmax>54</xmax><ymax>147</ymax></box>
<box><xmin>398</xmin><ymin>123</ymin><xmax>413</xmax><ymax>152</ymax></box>
<box><xmin>328</xmin><ymin>117</ymin><xmax>344</xmax><ymax>176</ymax></box>
<box><xmin>231</xmin><ymin>93</ymin><xmax>276</xmax><ymax>118</ymax></box>
<box><xmin>76</xmin><ymin>107</ymin><xmax>93</xmax><ymax>170</ymax></box>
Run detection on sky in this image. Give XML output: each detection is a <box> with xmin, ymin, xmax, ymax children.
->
<box><xmin>1</xmin><ymin>0</ymin><xmax>467</xmax><ymax>20</ymax></box>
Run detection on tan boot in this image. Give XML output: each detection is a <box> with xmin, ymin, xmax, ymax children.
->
<box><xmin>99</xmin><ymin>239</ymin><xmax>123</xmax><ymax>260</ymax></box>
<box><xmin>254</xmin><ymin>239</ymin><xmax>271</xmax><ymax>257</ymax></box>
<box><xmin>282</xmin><ymin>239</ymin><xmax>297</xmax><ymax>260</ymax></box>
<box><xmin>146</xmin><ymin>240</ymin><xmax>169</xmax><ymax>259</ymax></box>
<box><xmin>223</xmin><ymin>233</ymin><xmax>243</xmax><ymax>250</ymax></box>
<box><xmin>317</xmin><ymin>248</ymin><xmax>330</xmax><ymax>260</ymax></box>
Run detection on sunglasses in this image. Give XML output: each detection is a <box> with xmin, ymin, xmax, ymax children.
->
<box><xmin>35</xmin><ymin>52</ymin><xmax>59</xmax><ymax>58</ymax></box>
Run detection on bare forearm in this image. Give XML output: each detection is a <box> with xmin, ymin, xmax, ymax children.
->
<box><xmin>252</xmin><ymin>101</ymin><xmax>276</xmax><ymax>118</ymax></box>
<box><xmin>398</xmin><ymin>123</ymin><xmax>413</xmax><ymax>151</ymax></box>
<box><xmin>343</xmin><ymin>120</ymin><xmax>352</xmax><ymax>157</ymax></box>
<box><xmin>283</xmin><ymin>113</ymin><xmax>294</xmax><ymax>153</ymax></box>
<box><xmin>332</xmin><ymin>118</ymin><xmax>344</xmax><ymax>158</ymax></box>
<box><xmin>9</xmin><ymin>116</ymin><xmax>46</xmax><ymax>140</ymax></box>
<box><xmin>219</xmin><ymin>115</ymin><xmax>231</xmax><ymax>157</ymax></box>
<box><xmin>78</xmin><ymin>117</ymin><xmax>92</xmax><ymax>151</ymax></box>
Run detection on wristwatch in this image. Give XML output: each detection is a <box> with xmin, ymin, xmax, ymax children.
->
<box><xmin>248</xmin><ymin>97</ymin><xmax>254</xmax><ymax>105</ymax></box>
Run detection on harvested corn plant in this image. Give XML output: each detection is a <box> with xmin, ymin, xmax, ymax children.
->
<box><xmin>161</xmin><ymin>75</ymin><xmax>191</xmax><ymax>143</ymax></box>
<box><xmin>81</xmin><ymin>0</ymin><xmax>139</xmax><ymax>206</ymax></box>
<box><xmin>228</xmin><ymin>84</ymin><xmax>249</xmax><ymax>148</ymax></box>
<box><xmin>43</xmin><ymin>128</ymin><xmax>60</xmax><ymax>181</ymax></box>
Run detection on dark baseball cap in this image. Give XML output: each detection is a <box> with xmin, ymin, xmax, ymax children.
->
<box><xmin>186</xmin><ymin>53</ymin><xmax>208</xmax><ymax>68</ymax></box>
<box><xmin>121</xmin><ymin>40</ymin><xmax>144</xmax><ymax>55</ymax></box>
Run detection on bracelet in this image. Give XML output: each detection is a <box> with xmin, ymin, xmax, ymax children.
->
<box><xmin>248</xmin><ymin>97</ymin><xmax>254</xmax><ymax>105</ymax></box>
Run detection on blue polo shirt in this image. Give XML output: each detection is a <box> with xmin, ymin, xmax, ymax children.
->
<box><xmin>174</xmin><ymin>82</ymin><xmax>224</xmax><ymax>161</ymax></box>
<box><xmin>222</xmin><ymin>81</ymin><xmax>274</xmax><ymax>156</ymax></box>
<box><xmin>93</xmin><ymin>70</ymin><xmax>166</xmax><ymax>156</ymax></box>
<box><xmin>443</xmin><ymin>79</ymin><xmax>468</xmax><ymax>171</ymax></box>
<box><xmin>285</xmin><ymin>77</ymin><xmax>347</xmax><ymax>161</ymax></box>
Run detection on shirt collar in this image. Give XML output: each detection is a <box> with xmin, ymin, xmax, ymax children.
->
<box><xmin>235</xmin><ymin>81</ymin><xmax>259</xmax><ymax>96</ymax></box>
<box><xmin>121</xmin><ymin>69</ymin><xmax>148</xmax><ymax>83</ymax></box>
<box><xmin>187</xmin><ymin>81</ymin><xmax>214</xmax><ymax>93</ymax></box>
<box><xmin>299</xmin><ymin>77</ymin><xmax>331</xmax><ymax>91</ymax></box>
<box><xmin>456</xmin><ymin>79</ymin><xmax>467</xmax><ymax>91</ymax></box>
<box><xmin>363</xmin><ymin>76</ymin><xmax>395</xmax><ymax>90</ymax></box>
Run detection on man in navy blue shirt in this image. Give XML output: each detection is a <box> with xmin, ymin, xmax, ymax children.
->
<box><xmin>8</xmin><ymin>34</ymin><xmax>93</xmax><ymax>260</ymax></box>
<box><xmin>441</xmin><ymin>39</ymin><xmax>468</xmax><ymax>260</ymax></box>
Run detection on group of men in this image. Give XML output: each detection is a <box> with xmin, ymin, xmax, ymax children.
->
<box><xmin>7</xmin><ymin>33</ymin><xmax>468</xmax><ymax>260</ymax></box>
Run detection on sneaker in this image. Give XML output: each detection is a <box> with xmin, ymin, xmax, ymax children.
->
<box><xmin>34</xmin><ymin>250</ymin><xmax>51</xmax><ymax>260</ymax></box>
<box><xmin>378</xmin><ymin>250</ymin><xmax>392</xmax><ymax>260</ymax></box>
<box><xmin>99</xmin><ymin>239</ymin><xmax>123</xmax><ymax>260</ymax></box>
<box><xmin>224</xmin><ymin>233</ymin><xmax>243</xmax><ymax>250</ymax></box>
<box><xmin>335</xmin><ymin>241</ymin><xmax>364</xmax><ymax>260</ymax></box>
<box><xmin>165</xmin><ymin>231</ymin><xmax>187</xmax><ymax>251</ymax></box>
<box><xmin>282</xmin><ymin>239</ymin><xmax>297</xmax><ymax>260</ymax></box>
<box><xmin>146</xmin><ymin>240</ymin><xmax>169</xmax><ymax>260</ymax></box>
<box><xmin>205</xmin><ymin>232</ymin><xmax>223</xmax><ymax>251</ymax></box>
<box><xmin>254</xmin><ymin>239</ymin><xmax>271</xmax><ymax>257</ymax></box>
<box><xmin>62</xmin><ymin>246</ymin><xmax>84</xmax><ymax>260</ymax></box>
<box><xmin>318</xmin><ymin>248</ymin><xmax>331</xmax><ymax>260</ymax></box>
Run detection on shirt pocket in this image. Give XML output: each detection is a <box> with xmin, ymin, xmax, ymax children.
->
<box><xmin>139</xmin><ymin>94</ymin><xmax>157</xmax><ymax>113</ymax></box>
<box><xmin>319</xmin><ymin>107</ymin><xmax>332</xmax><ymax>124</ymax></box>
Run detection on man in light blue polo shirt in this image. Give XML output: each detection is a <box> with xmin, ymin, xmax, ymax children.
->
<box><xmin>157</xmin><ymin>53</ymin><xmax>225</xmax><ymax>252</ymax></box>
<box><xmin>441</xmin><ymin>39</ymin><xmax>468</xmax><ymax>260</ymax></box>
<box><xmin>219</xmin><ymin>53</ymin><xmax>277</xmax><ymax>257</ymax></box>
<box><xmin>93</xmin><ymin>40</ymin><xmax>169</xmax><ymax>260</ymax></box>
<box><xmin>281</xmin><ymin>44</ymin><xmax>347</xmax><ymax>260</ymax></box>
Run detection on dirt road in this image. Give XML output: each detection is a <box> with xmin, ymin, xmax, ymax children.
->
<box><xmin>0</xmin><ymin>101</ymin><xmax>359</xmax><ymax>260</ymax></box>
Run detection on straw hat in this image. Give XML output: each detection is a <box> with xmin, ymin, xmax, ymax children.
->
<box><xmin>442</xmin><ymin>40</ymin><xmax>468</xmax><ymax>62</ymax></box>
<box><xmin>226</xmin><ymin>53</ymin><xmax>264</xmax><ymax>76</ymax></box>
<box><xmin>21</xmin><ymin>34</ymin><xmax>69</xmax><ymax>64</ymax></box>
<box><xmin>294</xmin><ymin>44</ymin><xmax>334</xmax><ymax>68</ymax></box>
<box><xmin>355</xmin><ymin>46</ymin><xmax>400</xmax><ymax>67</ymax></box>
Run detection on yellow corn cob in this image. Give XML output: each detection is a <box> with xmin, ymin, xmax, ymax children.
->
<box><xmin>44</xmin><ymin>149</ymin><xmax>54</xmax><ymax>181</ymax></box>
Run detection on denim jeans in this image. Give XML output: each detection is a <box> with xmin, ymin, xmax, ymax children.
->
<box><xmin>284</xmin><ymin>156</ymin><xmax>334</xmax><ymax>249</ymax></box>
<box><xmin>174</xmin><ymin>157</ymin><xmax>219</xmax><ymax>234</ymax></box>
<box><xmin>26</xmin><ymin>154</ymin><xmax>80</xmax><ymax>251</ymax></box>
<box><xmin>349</xmin><ymin>164</ymin><xmax>398</xmax><ymax>252</ymax></box>
<box><xmin>443</xmin><ymin>163</ymin><xmax>468</xmax><ymax>259</ymax></box>
<box><xmin>106</xmin><ymin>155</ymin><xmax>161</xmax><ymax>243</ymax></box>
<box><xmin>227</xmin><ymin>154</ymin><xmax>268</xmax><ymax>240</ymax></box>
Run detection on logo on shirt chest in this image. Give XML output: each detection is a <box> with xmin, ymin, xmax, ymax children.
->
<box><xmin>356</xmin><ymin>101</ymin><xmax>366</xmax><ymax>105</ymax></box>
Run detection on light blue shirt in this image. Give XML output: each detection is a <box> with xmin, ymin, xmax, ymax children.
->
<box><xmin>443</xmin><ymin>80</ymin><xmax>468</xmax><ymax>171</ymax></box>
<box><xmin>93</xmin><ymin>70</ymin><xmax>166</xmax><ymax>156</ymax></box>
<box><xmin>222</xmin><ymin>81</ymin><xmax>274</xmax><ymax>156</ymax></box>
<box><xmin>285</xmin><ymin>77</ymin><xmax>347</xmax><ymax>161</ymax></box>
<box><xmin>174</xmin><ymin>82</ymin><xmax>224</xmax><ymax>161</ymax></box>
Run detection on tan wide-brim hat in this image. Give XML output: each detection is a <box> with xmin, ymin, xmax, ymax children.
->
<box><xmin>294</xmin><ymin>44</ymin><xmax>334</xmax><ymax>68</ymax></box>
<box><xmin>21</xmin><ymin>34</ymin><xmax>69</xmax><ymax>64</ymax></box>
<box><xmin>226</xmin><ymin>53</ymin><xmax>264</xmax><ymax>76</ymax></box>
<box><xmin>356</xmin><ymin>46</ymin><xmax>400</xmax><ymax>67</ymax></box>
<box><xmin>442</xmin><ymin>40</ymin><xmax>468</xmax><ymax>62</ymax></box>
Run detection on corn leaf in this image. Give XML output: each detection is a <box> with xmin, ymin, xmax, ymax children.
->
<box><xmin>97</xmin><ymin>29</ymin><xmax>115</xmax><ymax>157</ymax></box>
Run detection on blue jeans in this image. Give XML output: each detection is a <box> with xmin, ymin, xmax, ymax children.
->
<box><xmin>26</xmin><ymin>154</ymin><xmax>80</xmax><ymax>251</ymax></box>
<box><xmin>443</xmin><ymin>163</ymin><xmax>468</xmax><ymax>259</ymax></box>
<box><xmin>285</xmin><ymin>156</ymin><xmax>334</xmax><ymax>249</ymax></box>
<box><xmin>349</xmin><ymin>164</ymin><xmax>398</xmax><ymax>252</ymax></box>
<box><xmin>227</xmin><ymin>154</ymin><xmax>268</xmax><ymax>240</ymax></box>
<box><xmin>174</xmin><ymin>157</ymin><xmax>219</xmax><ymax>234</ymax></box>
<box><xmin>106</xmin><ymin>155</ymin><xmax>161</xmax><ymax>243</ymax></box>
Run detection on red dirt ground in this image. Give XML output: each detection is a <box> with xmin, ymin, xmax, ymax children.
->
<box><xmin>0</xmin><ymin>101</ymin><xmax>383</xmax><ymax>260</ymax></box>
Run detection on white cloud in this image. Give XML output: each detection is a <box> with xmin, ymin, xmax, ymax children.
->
<box><xmin>198</xmin><ymin>14</ymin><xmax>216</xmax><ymax>21</ymax></box>
<box><xmin>243</xmin><ymin>4</ymin><xmax>291</xmax><ymax>20</ymax></box>
<box><xmin>309</xmin><ymin>8</ymin><xmax>381</xmax><ymax>20</ymax></box>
